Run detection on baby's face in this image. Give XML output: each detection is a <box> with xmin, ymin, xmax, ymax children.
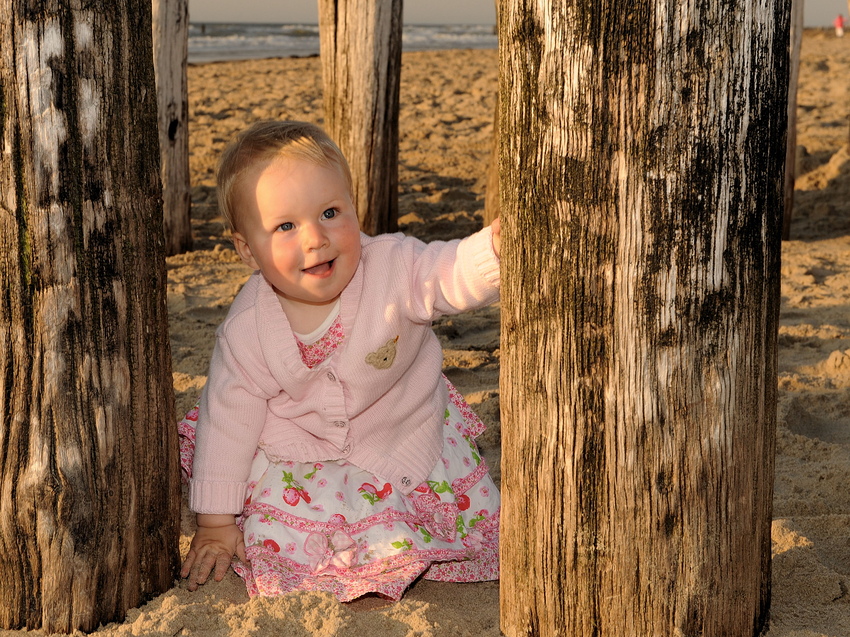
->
<box><xmin>231</xmin><ymin>157</ymin><xmax>361</xmax><ymax>315</ymax></box>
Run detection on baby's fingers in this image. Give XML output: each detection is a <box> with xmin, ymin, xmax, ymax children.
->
<box><xmin>212</xmin><ymin>550</ymin><xmax>232</xmax><ymax>582</ymax></box>
<box><xmin>187</xmin><ymin>550</ymin><xmax>219</xmax><ymax>591</ymax></box>
<box><xmin>490</xmin><ymin>218</ymin><xmax>501</xmax><ymax>258</ymax></box>
<box><xmin>180</xmin><ymin>549</ymin><xmax>197</xmax><ymax>579</ymax></box>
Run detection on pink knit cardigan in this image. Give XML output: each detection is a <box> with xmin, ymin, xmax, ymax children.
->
<box><xmin>189</xmin><ymin>226</ymin><xmax>500</xmax><ymax>514</ymax></box>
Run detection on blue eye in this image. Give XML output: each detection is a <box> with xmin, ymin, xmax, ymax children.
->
<box><xmin>277</xmin><ymin>222</ymin><xmax>294</xmax><ymax>232</ymax></box>
<box><xmin>322</xmin><ymin>208</ymin><xmax>337</xmax><ymax>220</ymax></box>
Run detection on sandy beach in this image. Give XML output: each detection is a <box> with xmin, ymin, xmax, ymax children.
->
<box><xmin>5</xmin><ymin>28</ymin><xmax>850</xmax><ymax>637</ymax></box>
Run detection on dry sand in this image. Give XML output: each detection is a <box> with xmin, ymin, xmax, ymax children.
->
<box><xmin>6</xmin><ymin>29</ymin><xmax>850</xmax><ymax>637</ymax></box>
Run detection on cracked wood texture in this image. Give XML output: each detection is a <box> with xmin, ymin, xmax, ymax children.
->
<box><xmin>318</xmin><ymin>0</ymin><xmax>401</xmax><ymax>236</ymax></box>
<box><xmin>0</xmin><ymin>1</ymin><xmax>180</xmax><ymax>632</ymax></box>
<box><xmin>152</xmin><ymin>0</ymin><xmax>192</xmax><ymax>255</ymax></box>
<box><xmin>498</xmin><ymin>1</ymin><xmax>788</xmax><ymax>635</ymax></box>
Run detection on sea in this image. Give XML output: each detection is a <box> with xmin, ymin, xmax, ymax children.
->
<box><xmin>188</xmin><ymin>22</ymin><xmax>498</xmax><ymax>64</ymax></box>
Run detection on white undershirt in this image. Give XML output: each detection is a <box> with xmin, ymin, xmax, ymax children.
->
<box><xmin>292</xmin><ymin>298</ymin><xmax>341</xmax><ymax>345</ymax></box>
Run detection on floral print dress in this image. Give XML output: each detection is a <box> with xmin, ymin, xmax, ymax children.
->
<box><xmin>178</xmin><ymin>316</ymin><xmax>500</xmax><ymax>602</ymax></box>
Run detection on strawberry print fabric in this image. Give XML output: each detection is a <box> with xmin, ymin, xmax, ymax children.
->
<box><xmin>177</xmin><ymin>320</ymin><xmax>500</xmax><ymax>601</ymax></box>
<box><xmin>296</xmin><ymin>315</ymin><xmax>345</xmax><ymax>369</ymax></box>
<box><xmin>179</xmin><ymin>386</ymin><xmax>500</xmax><ymax>601</ymax></box>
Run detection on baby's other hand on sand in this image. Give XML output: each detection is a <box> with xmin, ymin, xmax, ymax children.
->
<box><xmin>181</xmin><ymin>514</ymin><xmax>246</xmax><ymax>591</ymax></box>
<box><xmin>491</xmin><ymin>217</ymin><xmax>501</xmax><ymax>258</ymax></box>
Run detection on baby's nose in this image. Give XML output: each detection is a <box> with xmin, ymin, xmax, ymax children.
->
<box><xmin>302</xmin><ymin>223</ymin><xmax>328</xmax><ymax>249</ymax></box>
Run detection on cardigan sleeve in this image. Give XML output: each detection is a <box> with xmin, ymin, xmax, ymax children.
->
<box><xmin>404</xmin><ymin>224</ymin><xmax>501</xmax><ymax>321</ymax></box>
<box><xmin>189</xmin><ymin>331</ymin><xmax>273</xmax><ymax>514</ymax></box>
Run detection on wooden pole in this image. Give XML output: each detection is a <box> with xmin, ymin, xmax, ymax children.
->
<box><xmin>498</xmin><ymin>1</ymin><xmax>787</xmax><ymax>634</ymax></box>
<box><xmin>152</xmin><ymin>0</ymin><xmax>193</xmax><ymax>255</ymax></box>
<box><xmin>0</xmin><ymin>1</ymin><xmax>180</xmax><ymax>631</ymax></box>
<box><xmin>318</xmin><ymin>0</ymin><xmax>402</xmax><ymax>235</ymax></box>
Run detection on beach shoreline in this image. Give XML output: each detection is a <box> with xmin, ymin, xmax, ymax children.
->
<box><xmin>186</xmin><ymin>22</ymin><xmax>497</xmax><ymax>64</ymax></box>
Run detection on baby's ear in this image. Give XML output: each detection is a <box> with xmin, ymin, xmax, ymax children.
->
<box><xmin>232</xmin><ymin>232</ymin><xmax>260</xmax><ymax>270</ymax></box>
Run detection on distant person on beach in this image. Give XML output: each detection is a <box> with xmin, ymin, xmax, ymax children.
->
<box><xmin>836</xmin><ymin>14</ymin><xmax>845</xmax><ymax>37</ymax></box>
<box><xmin>178</xmin><ymin>120</ymin><xmax>502</xmax><ymax>601</ymax></box>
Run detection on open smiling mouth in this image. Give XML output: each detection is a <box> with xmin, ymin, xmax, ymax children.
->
<box><xmin>302</xmin><ymin>259</ymin><xmax>335</xmax><ymax>276</ymax></box>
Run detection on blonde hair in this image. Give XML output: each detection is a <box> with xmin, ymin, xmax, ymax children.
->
<box><xmin>216</xmin><ymin>120</ymin><xmax>353</xmax><ymax>231</ymax></box>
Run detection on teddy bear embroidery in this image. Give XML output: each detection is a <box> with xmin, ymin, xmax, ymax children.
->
<box><xmin>366</xmin><ymin>336</ymin><xmax>399</xmax><ymax>369</ymax></box>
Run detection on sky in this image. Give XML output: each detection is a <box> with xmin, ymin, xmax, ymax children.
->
<box><xmin>189</xmin><ymin>0</ymin><xmax>848</xmax><ymax>29</ymax></box>
<box><xmin>189</xmin><ymin>0</ymin><xmax>496</xmax><ymax>26</ymax></box>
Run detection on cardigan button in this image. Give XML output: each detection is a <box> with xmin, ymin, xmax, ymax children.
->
<box><xmin>326</xmin><ymin>372</ymin><xmax>336</xmax><ymax>382</ymax></box>
<box><xmin>401</xmin><ymin>477</ymin><xmax>411</xmax><ymax>487</ymax></box>
<box><xmin>333</xmin><ymin>420</ymin><xmax>347</xmax><ymax>428</ymax></box>
<box><xmin>342</xmin><ymin>445</ymin><xmax>351</xmax><ymax>454</ymax></box>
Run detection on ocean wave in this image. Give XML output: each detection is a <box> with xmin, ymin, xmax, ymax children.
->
<box><xmin>188</xmin><ymin>22</ymin><xmax>496</xmax><ymax>63</ymax></box>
